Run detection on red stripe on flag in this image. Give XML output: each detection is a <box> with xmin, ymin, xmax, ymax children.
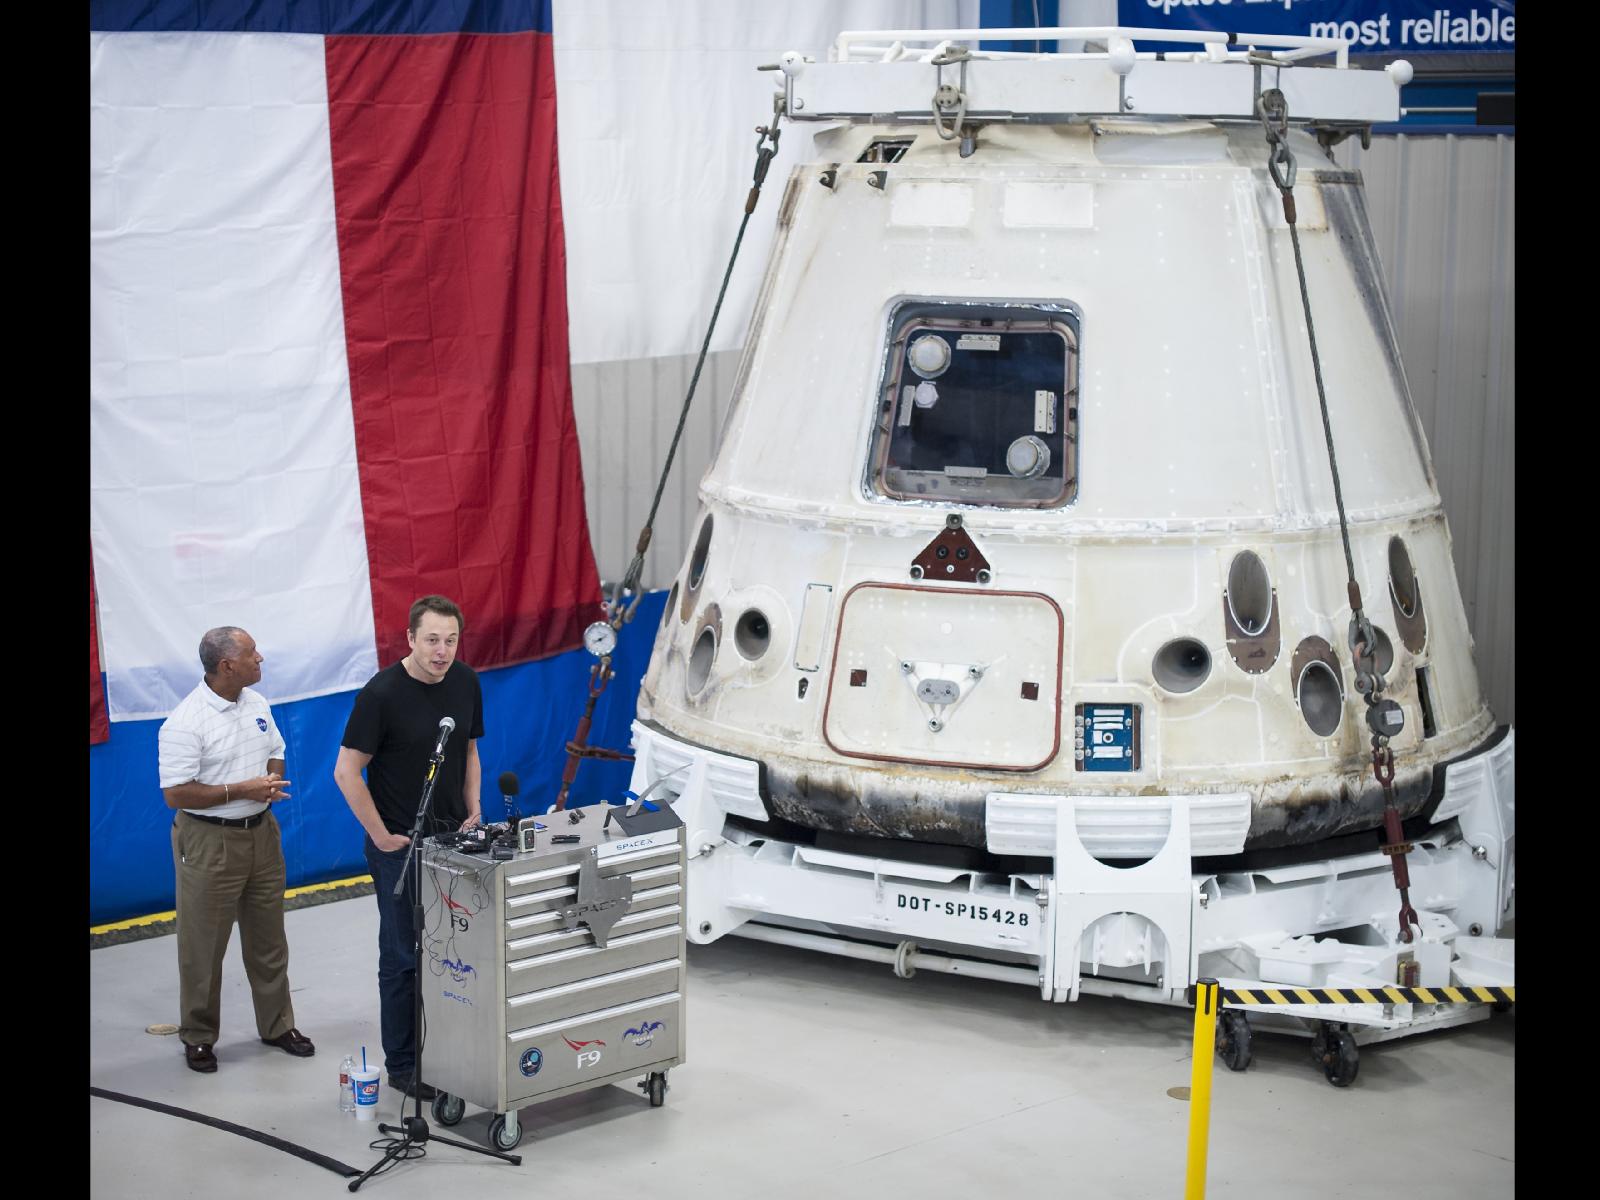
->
<box><xmin>90</xmin><ymin>545</ymin><xmax>110</xmax><ymax>744</ymax></box>
<box><xmin>326</xmin><ymin>31</ymin><xmax>601</xmax><ymax>670</ymax></box>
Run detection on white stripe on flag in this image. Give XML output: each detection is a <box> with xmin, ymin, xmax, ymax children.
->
<box><xmin>91</xmin><ymin>32</ymin><xmax>378</xmax><ymax>720</ymax></box>
<box><xmin>550</xmin><ymin>0</ymin><xmax>979</xmax><ymax>363</ymax></box>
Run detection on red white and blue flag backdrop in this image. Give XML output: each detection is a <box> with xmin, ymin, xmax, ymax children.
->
<box><xmin>89</xmin><ymin>1</ymin><xmax>628</xmax><ymax>923</ymax></box>
<box><xmin>88</xmin><ymin>0</ymin><xmax>976</xmax><ymax>924</ymax></box>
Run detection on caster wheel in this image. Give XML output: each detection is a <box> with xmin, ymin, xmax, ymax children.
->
<box><xmin>638</xmin><ymin>1071</ymin><xmax>667</xmax><ymax>1107</ymax></box>
<box><xmin>487</xmin><ymin>1113</ymin><xmax>523</xmax><ymax>1151</ymax></box>
<box><xmin>1320</xmin><ymin>1028</ymin><xmax>1360</xmax><ymax>1088</ymax></box>
<box><xmin>431</xmin><ymin>1091</ymin><xmax>465</xmax><ymax>1127</ymax></box>
<box><xmin>1216</xmin><ymin>1010</ymin><xmax>1252</xmax><ymax>1072</ymax></box>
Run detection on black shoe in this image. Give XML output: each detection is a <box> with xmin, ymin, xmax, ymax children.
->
<box><xmin>387</xmin><ymin>1073</ymin><xmax>438</xmax><ymax>1101</ymax></box>
<box><xmin>184</xmin><ymin>1042</ymin><xmax>218</xmax><ymax>1073</ymax></box>
<box><xmin>261</xmin><ymin>1027</ymin><xmax>316</xmax><ymax>1057</ymax></box>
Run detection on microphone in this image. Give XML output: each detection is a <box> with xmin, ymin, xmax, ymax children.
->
<box><xmin>432</xmin><ymin>716</ymin><xmax>456</xmax><ymax>757</ymax></box>
<box><xmin>499</xmin><ymin>771</ymin><xmax>521</xmax><ymax>823</ymax></box>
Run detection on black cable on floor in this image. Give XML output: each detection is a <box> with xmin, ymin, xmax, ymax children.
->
<box><xmin>89</xmin><ymin>1086</ymin><xmax>363</xmax><ymax>1178</ymax></box>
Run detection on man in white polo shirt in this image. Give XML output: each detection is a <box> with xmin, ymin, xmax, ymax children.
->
<box><xmin>158</xmin><ymin>626</ymin><xmax>316</xmax><ymax>1073</ymax></box>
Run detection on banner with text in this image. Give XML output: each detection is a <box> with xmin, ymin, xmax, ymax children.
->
<box><xmin>1118</xmin><ymin>1</ymin><xmax>1515</xmax><ymax>54</ymax></box>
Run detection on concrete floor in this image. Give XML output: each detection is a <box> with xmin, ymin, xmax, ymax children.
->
<box><xmin>91</xmin><ymin>895</ymin><xmax>1515</xmax><ymax>1199</ymax></box>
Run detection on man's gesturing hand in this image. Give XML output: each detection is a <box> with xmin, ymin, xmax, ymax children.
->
<box><xmin>259</xmin><ymin>773</ymin><xmax>293</xmax><ymax>803</ymax></box>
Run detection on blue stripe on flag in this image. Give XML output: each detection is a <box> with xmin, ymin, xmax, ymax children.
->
<box><xmin>90</xmin><ymin>590</ymin><xmax>664</xmax><ymax>925</ymax></box>
<box><xmin>90</xmin><ymin>0</ymin><xmax>553</xmax><ymax>35</ymax></box>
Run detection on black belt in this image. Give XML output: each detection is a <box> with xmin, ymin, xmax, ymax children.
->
<box><xmin>186</xmin><ymin>809</ymin><xmax>268</xmax><ymax>830</ymax></box>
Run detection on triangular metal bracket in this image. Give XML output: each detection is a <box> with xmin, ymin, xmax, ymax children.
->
<box><xmin>911</xmin><ymin>516</ymin><xmax>990</xmax><ymax>584</ymax></box>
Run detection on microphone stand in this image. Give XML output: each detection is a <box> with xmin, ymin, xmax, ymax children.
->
<box><xmin>349</xmin><ymin>738</ymin><xmax>521</xmax><ymax>1190</ymax></box>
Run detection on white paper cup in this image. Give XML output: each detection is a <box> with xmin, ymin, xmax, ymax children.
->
<box><xmin>352</xmin><ymin>1067</ymin><xmax>380</xmax><ymax>1121</ymax></box>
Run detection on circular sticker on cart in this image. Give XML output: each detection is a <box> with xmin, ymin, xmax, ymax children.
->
<box><xmin>519</xmin><ymin>1047</ymin><xmax>543</xmax><ymax>1077</ymax></box>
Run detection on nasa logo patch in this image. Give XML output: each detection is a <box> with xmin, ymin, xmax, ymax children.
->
<box><xmin>256</xmin><ymin>717</ymin><xmax>268</xmax><ymax>732</ymax></box>
<box><xmin>519</xmin><ymin>1047</ymin><xmax>542</xmax><ymax>1077</ymax></box>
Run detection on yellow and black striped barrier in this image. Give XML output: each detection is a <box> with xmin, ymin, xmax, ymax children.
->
<box><xmin>1223</xmin><ymin>985</ymin><xmax>1514</xmax><ymax>1006</ymax></box>
<box><xmin>1182</xmin><ymin>978</ymin><xmax>1515</xmax><ymax>1197</ymax></box>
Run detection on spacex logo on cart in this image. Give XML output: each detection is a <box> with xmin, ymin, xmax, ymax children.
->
<box><xmin>624</xmin><ymin>1020</ymin><xmax>665</xmax><ymax>1049</ymax></box>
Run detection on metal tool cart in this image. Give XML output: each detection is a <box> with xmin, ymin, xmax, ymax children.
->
<box><xmin>417</xmin><ymin>802</ymin><xmax>686</xmax><ymax>1151</ymax></box>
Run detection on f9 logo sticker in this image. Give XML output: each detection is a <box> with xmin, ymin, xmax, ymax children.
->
<box><xmin>442</xmin><ymin>895</ymin><xmax>472</xmax><ymax>933</ymax></box>
<box><xmin>564</xmin><ymin>1034</ymin><xmax>605</xmax><ymax>1070</ymax></box>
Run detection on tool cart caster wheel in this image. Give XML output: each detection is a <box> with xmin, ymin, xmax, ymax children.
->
<box><xmin>642</xmin><ymin>1071</ymin><xmax>667</xmax><ymax>1107</ymax></box>
<box><xmin>431</xmin><ymin>1092</ymin><xmax>465</xmax><ymax>1127</ymax></box>
<box><xmin>488</xmin><ymin>1113</ymin><xmax>523</xmax><ymax>1151</ymax></box>
<box><xmin>1216</xmin><ymin>1010</ymin><xmax>1252</xmax><ymax>1072</ymax></box>
<box><xmin>1319</xmin><ymin>1028</ymin><xmax>1360</xmax><ymax>1088</ymax></box>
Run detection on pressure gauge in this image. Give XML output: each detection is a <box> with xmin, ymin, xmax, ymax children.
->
<box><xmin>583</xmin><ymin>621</ymin><xmax>618</xmax><ymax>657</ymax></box>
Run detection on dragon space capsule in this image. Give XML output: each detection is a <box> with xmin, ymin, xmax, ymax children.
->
<box><xmin>629</xmin><ymin>29</ymin><xmax>1505</xmax><ymax>877</ymax></box>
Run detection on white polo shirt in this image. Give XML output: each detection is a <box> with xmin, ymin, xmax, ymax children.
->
<box><xmin>158</xmin><ymin>682</ymin><xmax>286</xmax><ymax>820</ymax></box>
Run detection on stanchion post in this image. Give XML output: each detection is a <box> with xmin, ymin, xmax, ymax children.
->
<box><xmin>1184</xmin><ymin>979</ymin><xmax>1221</xmax><ymax>1200</ymax></box>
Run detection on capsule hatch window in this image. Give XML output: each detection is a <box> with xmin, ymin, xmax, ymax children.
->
<box><xmin>869</xmin><ymin>301</ymin><xmax>1079</xmax><ymax>507</ymax></box>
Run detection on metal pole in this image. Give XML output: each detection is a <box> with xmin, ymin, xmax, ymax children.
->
<box><xmin>1184</xmin><ymin>979</ymin><xmax>1221</xmax><ymax>1200</ymax></box>
<box><xmin>728</xmin><ymin>922</ymin><xmax>1041</xmax><ymax>987</ymax></box>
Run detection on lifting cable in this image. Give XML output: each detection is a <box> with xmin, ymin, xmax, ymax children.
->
<box><xmin>1258</xmin><ymin>89</ymin><xmax>1419</xmax><ymax>943</ymax></box>
<box><xmin>552</xmin><ymin>113</ymin><xmax>785</xmax><ymax>811</ymax></box>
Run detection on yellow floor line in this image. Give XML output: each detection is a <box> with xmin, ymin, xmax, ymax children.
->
<box><xmin>286</xmin><ymin>873</ymin><xmax>374</xmax><ymax>897</ymax></box>
<box><xmin>92</xmin><ymin>910</ymin><xmax>176</xmax><ymax>933</ymax></box>
<box><xmin>91</xmin><ymin>874</ymin><xmax>375</xmax><ymax>935</ymax></box>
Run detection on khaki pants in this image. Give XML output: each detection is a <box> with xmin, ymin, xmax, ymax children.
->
<box><xmin>171</xmin><ymin>810</ymin><xmax>296</xmax><ymax>1046</ymax></box>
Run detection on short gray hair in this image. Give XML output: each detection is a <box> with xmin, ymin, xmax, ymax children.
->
<box><xmin>199</xmin><ymin>627</ymin><xmax>247</xmax><ymax>675</ymax></box>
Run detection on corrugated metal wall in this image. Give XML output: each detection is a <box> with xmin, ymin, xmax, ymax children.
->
<box><xmin>572</xmin><ymin>349</ymin><xmax>743</xmax><ymax>598</ymax></box>
<box><xmin>572</xmin><ymin>133</ymin><xmax>1515</xmax><ymax>723</ymax></box>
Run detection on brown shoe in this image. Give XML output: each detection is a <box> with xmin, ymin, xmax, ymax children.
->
<box><xmin>260</xmin><ymin>1027</ymin><xmax>315</xmax><ymax>1057</ymax></box>
<box><xmin>184</xmin><ymin>1042</ymin><xmax>218</xmax><ymax>1073</ymax></box>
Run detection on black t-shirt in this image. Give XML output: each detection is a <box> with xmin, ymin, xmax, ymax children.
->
<box><xmin>341</xmin><ymin>660</ymin><xmax>485</xmax><ymax>836</ymax></box>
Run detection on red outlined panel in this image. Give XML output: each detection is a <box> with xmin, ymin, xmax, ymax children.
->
<box><xmin>821</xmin><ymin>582</ymin><xmax>1063</xmax><ymax>772</ymax></box>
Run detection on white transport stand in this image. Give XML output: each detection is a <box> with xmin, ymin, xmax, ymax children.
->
<box><xmin>631</xmin><ymin>721</ymin><xmax>1513</xmax><ymax>1085</ymax></box>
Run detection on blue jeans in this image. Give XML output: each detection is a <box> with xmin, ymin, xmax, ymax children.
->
<box><xmin>364</xmin><ymin>836</ymin><xmax>419</xmax><ymax>1080</ymax></box>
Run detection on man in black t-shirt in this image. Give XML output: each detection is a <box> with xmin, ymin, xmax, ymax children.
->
<box><xmin>334</xmin><ymin>594</ymin><xmax>484</xmax><ymax>1100</ymax></box>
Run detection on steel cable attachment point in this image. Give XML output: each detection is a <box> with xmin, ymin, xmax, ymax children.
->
<box><xmin>931</xmin><ymin>45</ymin><xmax>969</xmax><ymax>141</ymax></box>
<box><xmin>1256</xmin><ymin>88</ymin><xmax>1297</xmax><ymax>198</ymax></box>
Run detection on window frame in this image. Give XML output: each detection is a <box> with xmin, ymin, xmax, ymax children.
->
<box><xmin>863</xmin><ymin>298</ymin><xmax>1081</xmax><ymax>510</ymax></box>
